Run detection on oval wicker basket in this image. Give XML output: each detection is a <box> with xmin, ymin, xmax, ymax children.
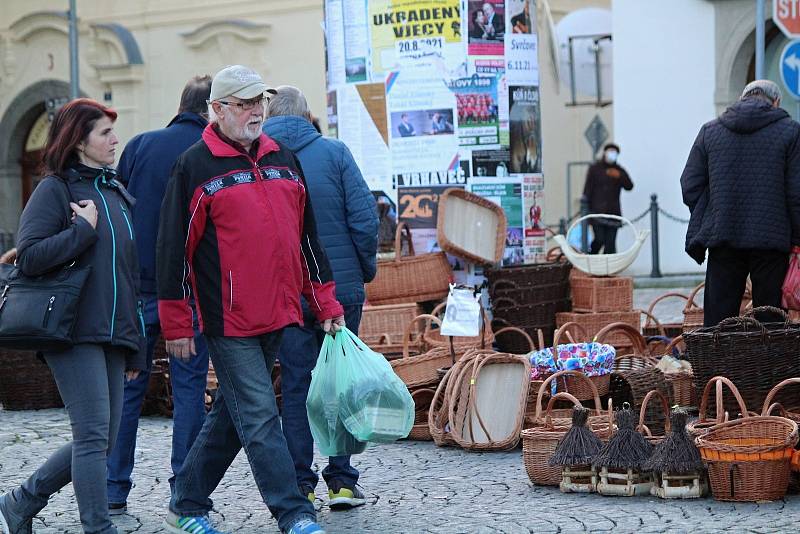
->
<box><xmin>687</xmin><ymin>376</ymin><xmax>750</xmax><ymax>439</ymax></box>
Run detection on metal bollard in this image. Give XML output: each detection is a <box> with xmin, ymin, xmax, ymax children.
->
<box><xmin>558</xmin><ymin>217</ymin><xmax>567</xmax><ymax>237</ymax></box>
<box><xmin>650</xmin><ymin>194</ymin><xmax>662</xmax><ymax>278</ymax></box>
<box><xmin>580</xmin><ymin>196</ymin><xmax>589</xmax><ymax>253</ymax></box>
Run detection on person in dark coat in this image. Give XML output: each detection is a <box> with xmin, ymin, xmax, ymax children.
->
<box><xmin>582</xmin><ymin>142</ymin><xmax>634</xmax><ymax>254</ymax></box>
<box><xmin>0</xmin><ymin>98</ymin><xmax>144</xmax><ymax>534</ymax></box>
<box><xmin>106</xmin><ymin>75</ymin><xmax>213</xmax><ymax>515</ymax></box>
<box><xmin>263</xmin><ymin>86</ymin><xmax>378</xmax><ymax>509</ymax></box>
<box><xmin>681</xmin><ymin>79</ymin><xmax>800</xmax><ymax>327</ymax></box>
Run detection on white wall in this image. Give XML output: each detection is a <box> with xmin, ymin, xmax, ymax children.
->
<box><xmin>613</xmin><ymin>0</ymin><xmax>716</xmax><ymax>275</ymax></box>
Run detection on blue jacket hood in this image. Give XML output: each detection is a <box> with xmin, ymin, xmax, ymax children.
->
<box><xmin>263</xmin><ymin>115</ymin><xmax>321</xmax><ymax>153</ymax></box>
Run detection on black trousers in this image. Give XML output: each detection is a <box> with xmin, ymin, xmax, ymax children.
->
<box><xmin>590</xmin><ymin>223</ymin><xmax>618</xmax><ymax>254</ymax></box>
<box><xmin>703</xmin><ymin>247</ymin><xmax>790</xmax><ymax>327</ymax></box>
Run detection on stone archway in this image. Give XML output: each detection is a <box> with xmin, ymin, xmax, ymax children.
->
<box><xmin>0</xmin><ymin>79</ymin><xmax>72</xmax><ymax>232</ymax></box>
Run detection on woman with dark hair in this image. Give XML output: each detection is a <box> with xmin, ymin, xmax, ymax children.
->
<box><xmin>0</xmin><ymin>98</ymin><xmax>145</xmax><ymax>534</ymax></box>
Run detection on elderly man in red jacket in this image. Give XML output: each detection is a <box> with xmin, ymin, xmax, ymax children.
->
<box><xmin>156</xmin><ymin>65</ymin><xmax>339</xmax><ymax>534</ymax></box>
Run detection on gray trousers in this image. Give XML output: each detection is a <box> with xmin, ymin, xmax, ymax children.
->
<box><xmin>10</xmin><ymin>344</ymin><xmax>125</xmax><ymax>534</ymax></box>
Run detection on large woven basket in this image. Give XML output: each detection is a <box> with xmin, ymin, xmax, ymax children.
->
<box><xmin>492</xmin><ymin>323</ymin><xmax>538</xmax><ymax>355</ymax></box>
<box><xmin>569</xmin><ymin>272</ymin><xmax>633</xmax><ymax>313</ymax></box>
<box><xmin>366</xmin><ymin>222</ymin><xmax>452</xmax><ymax>305</ymax></box>
<box><xmin>522</xmin><ymin>391</ymin><xmax>613</xmax><ymax>486</ymax></box>
<box><xmin>485</xmin><ymin>261</ymin><xmax>572</xmax><ymax>288</ymax></box>
<box><xmin>490</xmin><ymin>279</ymin><xmax>569</xmax><ymax>305</ymax></box>
<box><xmin>528</xmin><ymin>370</ymin><xmax>614</xmax><ymax>429</ymax></box>
<box><xmin>360</xmin><ymin>303</ymin><xmax>424</xmax><ymax>359</ymax></box>
<box><xmin>687</xmin><ymin>376</ymin><xmax>750</xmax><ymax>439</ymax></box>
<box><xmin>391</xmin><ymin>314</ymin><xmax>469</xmax><ymax>389</ymax></box>
<box><xmin>697</xmin><ymin>416</ymin><xmax>798</xmax><ymax>502</ymax></box>
<box><xmin>436</xmin><ymin>188</ymin><xmax>507</xmax><ymax>265</ymax></box>
<box><xmin>643</xmin><ymin>292</ymin><xmax>689</xmax><ymax>338</ymax></box>
<box><xmin>548</xmin><ymin>322</ymin><xmax>611</xmax><ymax>401</ymax></box>
<box><xmin>493</xmin><ymin>299</ymin><xmax>571</xmax><ymax>342</ymax></box>
<box><xmin>683</xmin><ymin>308</ymin><xmax>800</xmax><ymax>413</ymax></box>
<box><xmin>0</xmin><ymin>349</ymin><xmax>63</xmax><ymax>410</ymax></box>
<box><xmin>555</xmin><ymin>311</ymin><xmax>640</xmax><ymax>350</ymax></box>
<box><xmin>407</xmin><ymin>388</ymin><xmax>436</xmax><ymax>441</ymax></box>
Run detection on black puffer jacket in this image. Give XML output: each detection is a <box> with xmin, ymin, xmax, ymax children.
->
<box><xmin>681</xmin><ymin>98</ymin><xmax>800</xmax><ymax>264</ymax></box>
<box><xmin>16</xmin><ymin>165</ymin><xmax>146</xmax><ymax>370</ymax></box>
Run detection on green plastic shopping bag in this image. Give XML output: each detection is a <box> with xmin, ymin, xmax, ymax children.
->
<box><xmin>335</xmin><ymin>328</ymin><xmax>415</xmax><ymax>443</ymax></box>
<box><xmin>306</xmin><ymin>333</ymin><xmax>368</xmax><ymax>457</ymax></box>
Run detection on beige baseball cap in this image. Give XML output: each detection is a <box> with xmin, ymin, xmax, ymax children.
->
<box><xmin>209</xmin><ymin>65</ymin><xmax>276</xmax><ymax>101</ymax></box>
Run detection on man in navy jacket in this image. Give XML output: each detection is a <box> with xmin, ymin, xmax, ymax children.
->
<box><xmin>264</xmin><ymin>86</ymin><xmax>378</xmax><ymax>509</ymax></box>
<box><xmin>107</xmin><ymin>75</ymin><xmax>212</xmax><ymax>514</ymax></box>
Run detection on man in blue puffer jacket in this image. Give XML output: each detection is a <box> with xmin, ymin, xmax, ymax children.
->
<box><xmin>264</xmin><ymin>86</ymin><xmax>378</xmax><ymax>509</ymax></box>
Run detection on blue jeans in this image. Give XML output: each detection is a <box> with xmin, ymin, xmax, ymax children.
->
<box><xmin>170</xmin><ymin>331</ymin><xmax>315</xmax><ymax>531</ymax></box>
<box><xmin>279</xmin><ymin>304</ymin><xmax>362</xmax><ymax>490</ymax></box>
<box><xmin>12</xmin><ymin>344</ymin><xmax>125</xmax><ymax>534</ymax></box>
<box><xmin>107</xmin><ymin>296</ymin><xmax>209</xmax><ymax>505</ymax></box>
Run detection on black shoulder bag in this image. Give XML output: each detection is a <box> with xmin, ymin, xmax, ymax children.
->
<box><xmin>0</xmin><ymin>178</ymin><xmax>92</xmax><ymax>351</ymax></box>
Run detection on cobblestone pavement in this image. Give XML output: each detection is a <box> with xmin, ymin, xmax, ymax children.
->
<box><xmin>2</xmin><ymin>408</ymin><xmax>799</xmax><ymax>534</ymax></box>
<box><xmin>8</xmin><ymin>285</ymin><xmax>800</xmax><ymax>534</ymax></box>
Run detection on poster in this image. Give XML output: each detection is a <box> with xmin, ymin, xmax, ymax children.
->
<box><xmin>388</xmin><ymin>73</ymin><xmax>460</xmax><ymax>175</ymax></box>
<box><xmin>337</xmin><ymin>83</ymin><xmax>393</xmax><ymax>192</ymax></box>
<box><xmin>448</xmin><ymin>74</ymin><xmax>500</xmax><ymax>148</ymax></box>
<box><xmin>523</xmin><ymin>173</ymin><xmax>545</xmax><ymax>263</ymax></box>
<box><xmin>326</xmin><ymin>90</ymin><xmax>338</xmax><ymax>138</ymax></box>
<box><xmin>344</xmin><ymin>0</ymin><xmax>371</xmax><ymax>82</ymax></box>
<box><xmin>325</xmin><ymin>0</ymin><xmax>346</xmax><ymax>88</ymax></box>
<box><xmin>508</xmin><ymin>85</ymin><xmax>541</xmax><ymax>173</ymax></box>
<box><xmin>466</xmin><ymin>0</ymin><xmax>505</xmax><ymax>56</ymax></box>
<box><xmin>471</xmin><ymin>149</ymin><xmax>511</xmax><ymax>177</ymax></box>
<box><xmin>470</xmin><ymin>180</ymin><xmax>524</xmax><ymax>266</ymax></box>
<box><xmin>369</xmin><ymin>0</ymin><xmax>464</xmax><ymax>76</ymax></box>
<box><xmin>504</xmin><ymin>0</ymin><xmax>538</xmax><ymax>85</ymax></box>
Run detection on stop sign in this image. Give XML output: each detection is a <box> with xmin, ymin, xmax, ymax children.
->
<box><xmin>776</xmin><ymin>0</ymin><xmax>800</xmax><ymax>38</ymax></box>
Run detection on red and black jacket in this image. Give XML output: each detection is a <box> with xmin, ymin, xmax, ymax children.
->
<box><xmin>156</xmin><ymin>124</ymin><xmax>344</xmax><ymax>340</ymax></box>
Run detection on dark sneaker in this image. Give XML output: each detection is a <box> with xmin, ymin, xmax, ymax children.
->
<box><xmin>108</xmin><ymin>502</ymin><xmax>127</xmax><ymax>516</ymax></box>
<box><xmin>0</xmin><ymin>492</ymin><xmax>33</xmax><ymax>534</ymax></box>
<box><xmin>300</xmin><ymin>485</ymin><xmax>315</xmax><ymax>504</ymax></box>
<box><xmin>285</xmin><ymin>518</ymin><xmax>325</xmax><ymax>534</ymax></box>
<box><xmin>164</xmin><ymin>510</ymin><xmax>226</xmax><ymax>534</ymax></box>
<box><xmin>327</xmin><ymin>483</ymin><xmax>366</xmax><ymax>510</ymax></box>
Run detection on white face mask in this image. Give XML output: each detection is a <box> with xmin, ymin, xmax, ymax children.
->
<box><xmin>605</xmin><ymin>150</ymin><xmax>619</xmax><ymax>164</ymax></box>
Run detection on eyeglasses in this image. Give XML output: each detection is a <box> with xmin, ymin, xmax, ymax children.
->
<box><xmin>215</xmin><ymin>96</ymin><xmax>267</xmax><ymax>111</ymax></box>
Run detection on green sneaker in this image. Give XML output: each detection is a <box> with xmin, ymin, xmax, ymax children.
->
<box><xmin>300</xmin><ymin>485</ymin><xmax>315</xmax><ymax>504</ymax></box>
<box><xmin>327</xmin><ymin>483</ymin><xmax>366</xmax><ymax>510</ymax></box>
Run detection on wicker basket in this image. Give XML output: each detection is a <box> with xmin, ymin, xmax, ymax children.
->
<box><xmin>422</xmin><ymin>302</ymin><xmax>495</xmax><ymax>352</ymax></box>
<box><xmin>360</xmin><ymin>303</ymin><xmax>424</xmax><ymax>359</ymax></box>
<box><xmin>407</xmin><ymin>388</ymin><xmax>436</xmax><ymax>441</ymax></box>
<box><xmin>366</xmin><ymin>222</ymin><xmax>452</xmax><ymax>305</ymax></box>
<box><xmin>549</xmin><ymin>322</ymin><xmax>611</xmax><ymax>401</ymax></box>
<box><xmin>391</xmin><ymin>314</ymin><xmax>470</xmax><ymax>388</ymax></box>
<box><xmin>522</xmin><ymin>391</ymin><xmax>614</xmax><ymax>486</ymax></box>
<box><xmin>683</xmin><ymin>283</ymin><xmax>704</xmax><ymax>332</ymax></box>
<box><xmin>0</xmin><ymin>349</ymin><xmax>63</xmax><ymax>410</ymax></box>
<box><xmin>684</xmin><ymin>309</ymin><xmax>800</xmax><ymax>413</ymax></box>
<box><xmin>436</xmin><ymin>188</ymin><xmax>507</xmax><ymax>265</ymax></box>
<box><xmin>697</xmin><ymin>416</ymin><xmax>798</xmax><ymax>502</ymax></box>
<box><xmin>569</xmin><ymin>273</ymin><xmax>633</xmax><ymax>313</ymax></box>
<box><xmin>659</xmin><ymin>336</ymin><xmax>696</xmax><ymax>407</ymax></box>
<box><xmin>761</xmin><ymin>378</ymin><xmax>800</xmax><ymax>423</ymax></box>
<box><xmin>492</xmin><ymin>318</ymin><xmax>542</xmax><ymax>355</ymax></box>
<box><xmin>490</xmin><ymin>279</ymin><xmax>569</xmax><ymax>305</ymax></box>
<box><xmin>493</xmin><ymin>298</ymin><xmax>572</xmax><ymax>333</ymax></box>
<box><xmin>448</xmin><ymin>351</ymin><xmax>531</xmax><ymax>451</ymax></box>
<box><xmin>643</xmin><ymin>292</ymin><xmax>689</xmax><ymax>338</ymax></box>
<box><xmin>528</xmin><ymin>371</ymin><xmax>614</xmax><ymax>429</ymax></box>
<box><xmin>555</xmin><ymin>311</ymin><xmax>640</xmax><ymax>349</ymax></box>
<box><xmin>687</xmin><ymin>376</ymin><xmax>750</xmax><ymax>439</ymax></box>
<box><xmin>485</xmin><ymin>261</ymin><xmax>572</xmax><ymax>288</ymax></box>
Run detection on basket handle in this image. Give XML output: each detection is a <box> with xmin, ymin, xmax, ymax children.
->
<box><xmin>552</xmin><ymin>322</ymin><xmax>589</xmax><ymax>354</ymax></box>
<box><xmin>715</xmin><ymin>316</ymin><xmax>766</xmax><ymax>336</ymax></box>
<box><xmin>594</xmin><ymin>322</ymin><xmax>650</xmax><ymax>358</ymax></box>
<box><xmin>639</xmin><ymin>309</ymin><xmax>667</xmax><ymax>337</ymax></box>
<box><xmin>567</xmin><ymin>213</ymin><xmax>634</xmax><ymax>238</ymax></box>
<box><xmin>684</xmin><ymin>283</ymin><xmax>705</xmax><ymax>312</ymax></box>
<box><xmin>697</xmin><ymin>376</ymin><xmax>749</xmax><ymax>425</ymax></box>
<box><xmin>378</xmin><ymin>333</ymin><xmax>392</xmax><ymax>345</ymax></box>
<box><xmin>761</xmin><ymin>378</ymin><xmax>800</xmax><ymax>416</ymax></box>
<box><xmin>393</xmin><ymin>221</ymin><xmax>415</xmax><ymax>261</ymax></box>
<box><xmin>493</xmin><ymin>326</ymin><xmax>535</xmax><ymax>353</ymax></box>
<box><xmin>491</xmin><ymin>296</ymin><xmax>520</xmax><ymax>310</ymax></box>
<box><xmin>744</xmin><ymin>305</ymin><xmax>790</xmax><ymax>327</ymax></box>
<box><xmin>664</xmin><ymin>335</ymin><xmax>685</xmax><ymax>356</ymax></box>
<box><xmin>645</xmin><ymin>292</ymin><xmax>690</xmax><ymax>326</ymax></box>
<box><xmin>402</xmin><ymin>314</ymin><xmax>442</xmax><ymax>358</ymax></box>
<box><xmin>534</xmin><ymin>370</ymin><xmax>602</xmax><ymax>420</ymax></box>
<box><xmin>763</xmin><ymin>402</ymin><xmax>790</xmax><ymax>418</ymax></box>
<box><xmin>545</xmin><ymin>246</ymin><xmax>565</xmax><ymax>263</ymax></box>
<box><xmin>637</xmin><ymin>389</ymin><xmax>672</xmax><ymax>435</ymax></box>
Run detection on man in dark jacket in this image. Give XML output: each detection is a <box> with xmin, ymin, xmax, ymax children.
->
<box><xmin>106</xmin><ymin>75</ymin><xmax>212</xmax><ymax>514</ymax></box>
<box><xmin>158</xmin><ymin>65</ymin><xmax>338</xmax><ymax>534</ymax></box>
<box><xmin>582</xmin><ymin>142</ymin><xmax>634</xmax><ymax>254</ymax></box>
<box><xmin>264</xmin><ymin>85</ymin><xmax>378</xmax><ymax>509</ymax></box>
<box><xmin>681</xmin><ymin>79</ymin><xmax>800</xmax><ymax>326</ymax></box>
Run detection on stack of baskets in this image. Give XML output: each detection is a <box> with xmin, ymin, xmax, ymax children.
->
<box><xmin>486</xmin><ymin>261</ymin><xmax>572</xmax><ymax>351</ymax></box>
<box><xmin>0</xmin><ymin>349</ymin><xmax>63</xmax><ymax>410</ymax></box>
<box><xmin>556</xmin><ymin>270</ymin><xmax>639</xmax><ymax>352</ymax></box>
